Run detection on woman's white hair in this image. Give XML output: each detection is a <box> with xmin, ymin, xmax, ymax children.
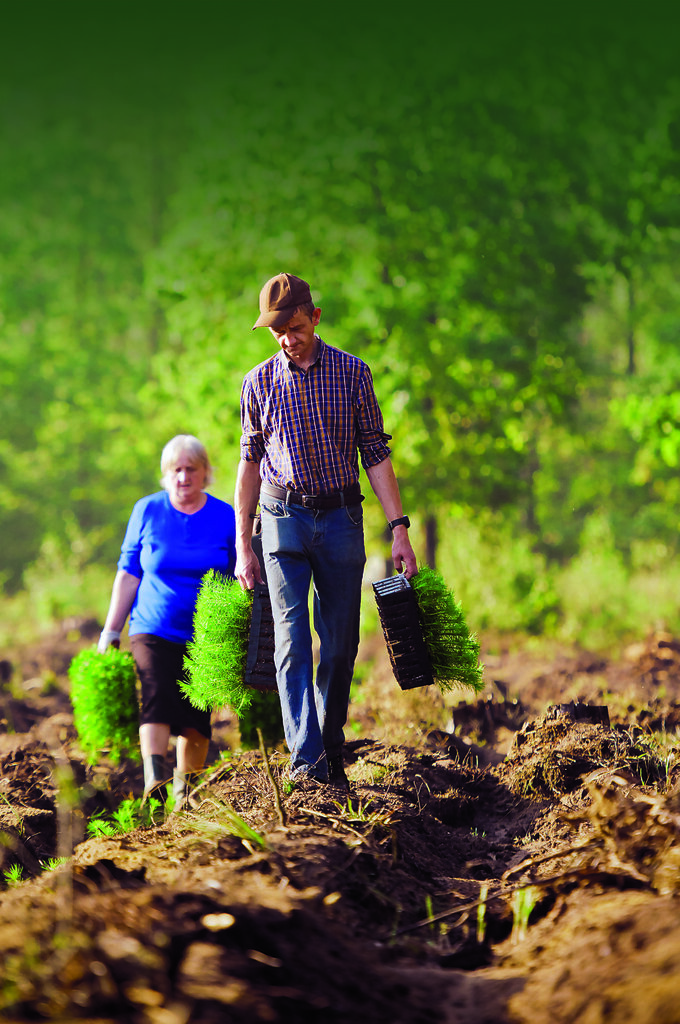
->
<box><xmin>160</xmin><ymin>435</ymin><xmax>214</xmax><ymax>488</ymax></box>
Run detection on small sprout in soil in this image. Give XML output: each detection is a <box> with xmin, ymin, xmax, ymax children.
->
<box><xmin>332</xmin><ymin>797</ymin><xmax>384</xmax><ymax>826</ymax></box>
<box><xmin>41</xmin><ymin>857</ymin><xmax>69</xmax><ymax>872</ymax></box>
<box><xmin>112</xmin><ymin>797</ymin><xmax>143</xmax><ymax>833</ymax></box>
<box><xmin>190</xmin><ymin>800</ymin><xmax>267</xmax><ymax>850</ymax></box>
<box><xmin>3</xmin><ymin>864</ymin><xmax>24</xmax><ymax>888</ymax></box>
<box><xmin>511</xmin><ymin>886</ymin><xmax>539</xmax><ymax>943</ymax></box>
<box><xmin>425</xmin><ymin>894</ymin><xmax>435</xmax><ymax>932</ymax></box>
<box><xmin>86</xmin><ymin>796</ymin><xmax>162</xmax><ymax>838</ymax></box>
<box><xmin>87</xmin><ymin>810</ymin><xmax>119</xmax><ymax>838</ymax></box>
<box><xmin>477</xmin><ymin>882</ymin><xmax>488</xmax><ymax>944</ymax></box>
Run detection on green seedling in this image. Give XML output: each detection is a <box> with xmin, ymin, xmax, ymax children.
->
<box><xmin>112</xmin><ymin>797</ymin><xmax>142</xmax><ymax>833</ymax></box>
<box><xmin>477</xmin><ymin>882</ymin><xmax>488</xmax><ymax>943</ymax></box>
<box><xmin>68</xmin><ymin>646</ymin><xmax>139</xmax><ymax>764</ymax></box>
<box><xmin>41</xmin><ymin>858</ymin><xmax>69</xmax><ymax>872</ymax></box>
<box><xmin>331</xmin><ymin>797</ymin><xmax>394</xmax><ymax>831</ymax></box>
<box><xmin>86</xmin><ymin>810</ymin><xmax>118</xmax><ymax>838</ymax></box>
<box><xmin>182</xmin><ymin>570</ymin><xmax>253</xmax><ymax>714</ymax></box>
<box><xmin>86</xmin><ymin>796</ymin><xmax>162</xmax><ymax>838</ymax></box>
<box><xmin>190</xmin><ymin>799</ymin><xmax>267</xmax><ymax>850</ymax></box>
<box><xmin>425</xmin><ymin>894</ymin><xmax>435</xmax><ymax>933</ymax></box>
<box><xmin>3</xmin><ymin>864</ymin><xmax>24</xmax><ymax>888</ymax></box>
<box><xmin>511</xmin><ymin>886</ymin><xmax>539</xmax><ymax>943</ymax></box>
<box><xmin>410</xmin><ymin>566</ymin><xmax>484</xmax><ymax>694</ymax></box>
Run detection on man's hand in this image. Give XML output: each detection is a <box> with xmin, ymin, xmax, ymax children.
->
<box><xmin>234</xmin><ymin>460</ymin><xmax>264</xmax><ymax>590</ymax></box>
<box><xmin>235</xmin><ymin>546</ymin><xmax>264</xmax><ymax>591</ymax></box>
<box><xmin>365</xmin><ymin>457</ymin><xmax>418</xmax><ymax>578</ymax></box>
<box><xmin>391</xmin><ymin>526</ymin><xmax>418</xmax><ymax>579</ymax></box>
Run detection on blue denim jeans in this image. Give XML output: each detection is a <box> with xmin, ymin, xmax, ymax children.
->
<box><xmin>260</xmin><ymin>496</ymin><xmax>366</xmax><ymax>780</ymax></box>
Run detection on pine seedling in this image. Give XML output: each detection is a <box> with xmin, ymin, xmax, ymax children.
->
<box><xmin>41</xmin><ymin>858</ymin><xmax>69</xmax><ymax>873</ymax></box>
<box><xmin>182</xmin><ymin>569</ymin><xmax>254</xmax><ymax>715</ymax></box>
<box><xmin>86</xmin><ymin>810</ymin><xmax>118</xmax><ymax>838</ymax></box>
<box><xmin>3</xmin><ymin>863</ymin><xmax>24</xmax><ymax>888</ymax></box>
<box><xmin>68</xmin><ymin>647</ymin><xmax>139</xmax><ymax>764</ymax></box>
<box><xmin>112</xmin><ymin>797</ymin><xmax>141</xmax><ymax>834</ymax></box>
<box><xmin>86</xmin><ymin>797</ymin><xmax>159</xmax><ymax>838</ymax></box>
<box><xmin>410</xmin><ymin>566</ymin><xmax>484</xmax><ymax>694</ymax></box>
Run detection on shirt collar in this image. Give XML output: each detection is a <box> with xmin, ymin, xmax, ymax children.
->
<box><xmin>276</xmin><ymin>335</ymin><xmax>325</xmax><ymax>373</ymax></box>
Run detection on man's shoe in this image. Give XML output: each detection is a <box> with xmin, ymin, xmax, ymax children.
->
<box><xmin>289</xmin><ymin>767</ymin><xmax>327</xmax><ymax>791</ymax></box>
<box><xmin>327</xmin><ymin>754</ymin><xmax>349</xmax><ymax>789</ymax></box>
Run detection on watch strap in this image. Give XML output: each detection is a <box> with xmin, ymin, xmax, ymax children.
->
<box><xmin>388</xmin><ymin>515</ymin><xmax>410</xmax><ymax>531</ymax></box>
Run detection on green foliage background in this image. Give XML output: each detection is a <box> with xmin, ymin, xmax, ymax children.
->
<box><xmin>2</xmin><ymin>1</ymin><xmax>680</xmax><ymax>650</ymax></box>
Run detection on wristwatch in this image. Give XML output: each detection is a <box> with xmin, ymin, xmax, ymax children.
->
<box><xmin>387</xmin><ymin>515</ymin><xmax>410</xmax><ymax>531</ymax></box>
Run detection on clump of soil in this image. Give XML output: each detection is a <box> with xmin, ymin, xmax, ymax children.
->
<box><xmin>1</xmin><ymin>626</ymin><xmax>680</xmax><ymax>1022</ymax></box>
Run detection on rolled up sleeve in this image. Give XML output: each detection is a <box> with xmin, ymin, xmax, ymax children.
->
<box><xmin>355</xmin><ymin>365</ymin><xmax>392</xmax><ymax>468</ymax></box>
<box><xmin>239</xmin><ymin>377</ymin><xmax>265</xmax><ymax>463</ymax></box>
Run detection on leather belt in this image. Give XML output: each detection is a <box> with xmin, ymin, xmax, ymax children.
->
<box><xmin>260</xmin><ymin>482</ymin><xmax>363</xmax><ymax>510</ymax></box>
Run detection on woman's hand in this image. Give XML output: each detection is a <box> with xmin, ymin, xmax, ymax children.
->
<box><xmin>97</xmin><ymin>630</ymin><xmax>121</xmax><ymax>653</ymax></box>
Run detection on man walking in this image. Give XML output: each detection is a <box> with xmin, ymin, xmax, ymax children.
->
<box><xmin>235</xmin><ymin>273</ymin><xmax>417</xmax><ymax>787</ymax></box>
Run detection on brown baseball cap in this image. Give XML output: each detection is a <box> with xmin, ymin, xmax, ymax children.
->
<box><xmin>252</xmin><ymin>273</ymin><xmax>313</xmax><ymax>330</ymax></box>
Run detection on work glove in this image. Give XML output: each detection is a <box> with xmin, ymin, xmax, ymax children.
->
<box><xmin>97</xmin><ymin>630</ymin><xmax>121</xmax><ymax>654</ymax></box>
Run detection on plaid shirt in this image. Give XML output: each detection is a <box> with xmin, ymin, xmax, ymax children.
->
<box><xmin>239</xmin><ymin>337</ymin><xmax>392</xmax><ymax>494</ymax></box>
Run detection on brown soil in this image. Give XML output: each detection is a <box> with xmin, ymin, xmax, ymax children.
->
<box><xmin>2</xmin><ymin>625</ymin><xmax>680</xmax><ymax>1022</ymax></box>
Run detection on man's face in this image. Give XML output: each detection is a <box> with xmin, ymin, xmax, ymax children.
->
<box><xmin>269</xmin><ymin>307</ymin><xmax>321</xmax><ymax>367</ymax></box>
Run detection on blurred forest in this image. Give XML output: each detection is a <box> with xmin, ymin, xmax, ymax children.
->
<box><xmin>1</xmin><ymin>1</ymin><xmax>679</xmax><ymax>650</ymax></box>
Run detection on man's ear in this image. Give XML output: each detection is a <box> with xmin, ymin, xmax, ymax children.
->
<box><xmin>312</xmin><ymin>307</ymin><xmax>322</xmax><ymax>327</ymax></box>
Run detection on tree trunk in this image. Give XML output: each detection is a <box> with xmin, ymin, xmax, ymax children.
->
<box><xmin>424</xmin><ymin>514</ymin><xmax>438</xmax><ymax>569</ymax></box>
<box><xmin>627</xmin><ymin>276</ymin><xmax>636</xmax><ymax>376</ymax></box>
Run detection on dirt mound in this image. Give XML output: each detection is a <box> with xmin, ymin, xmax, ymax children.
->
<box><xmin>1</xmin><ymin>633</ymin><xmax>680</xmax><ymax>1021</ymax></box>
<box><xmin>624</xmin><ymin>631</ymin><xmax>680</xmax><ymax>690</ymax></box>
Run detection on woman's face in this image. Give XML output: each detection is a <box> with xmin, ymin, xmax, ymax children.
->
<box><xmin>166</xmin><ymin>450</ymin><xmax>207</xmax><ymax>508</ymax></box>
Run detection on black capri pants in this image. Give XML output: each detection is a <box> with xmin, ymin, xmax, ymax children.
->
<box><xmin>130</xmin><ymin>633</ymin><xmax>211</xmax><ymax>740</ymax></box>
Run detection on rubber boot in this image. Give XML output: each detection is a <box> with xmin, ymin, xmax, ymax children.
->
<box><xmin>142</xmin><ymin>754</ymin><xmax>169</xmax><ymax>801</ymax></box>
<box><xmin>172</xmin><ymin>769</ymin><xmax>203</xmax><ymax>811</ymax></box>
<box><xmin>327</xmin><ymin>753</ymin><xmax>349</xmax><ymax>790</ymax></box>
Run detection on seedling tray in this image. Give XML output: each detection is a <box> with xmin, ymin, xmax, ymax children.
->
<box><xmin>372</xmin><ymin>574</ymin><xmax>435</xmax><ymax>690</ymax></box>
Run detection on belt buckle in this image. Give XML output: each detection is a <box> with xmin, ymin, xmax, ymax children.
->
<box><xmin>301</xmin><ymin>494</ymin><xmax>315</xmax><ymax>509</ymax></box>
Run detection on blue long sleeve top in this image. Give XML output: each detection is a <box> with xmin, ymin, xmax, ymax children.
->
<box><xmin>117</xmin><ymin>491</ymin><xmax>236</xmax><ymax>643</ymax></box>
